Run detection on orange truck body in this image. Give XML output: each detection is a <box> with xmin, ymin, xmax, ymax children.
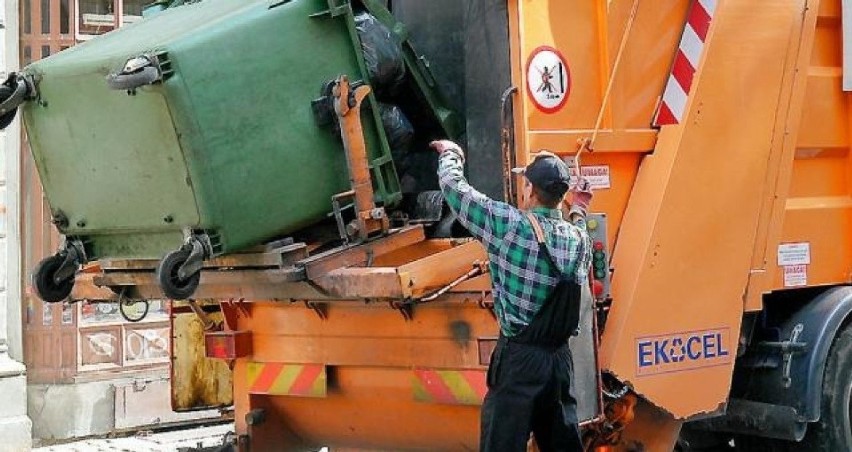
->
<box><xmin>72</xmin><ymin>0</ymin><xmax>852</xmax><ymax>450</ymax></box>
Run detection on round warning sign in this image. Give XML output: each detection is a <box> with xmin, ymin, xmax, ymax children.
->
<box><xmin>526</xmin><ymin>46</ymin><xmax>571</xmax><ymax>114</ymax></box>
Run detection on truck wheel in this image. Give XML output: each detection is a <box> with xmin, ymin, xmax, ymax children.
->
<box><xmin>32</xmin><ymin>254</ymin><xmax>75</xmax><ymax>303</ymax></box>
<box><xmin>0</xmin><ymin>84</ymin><xmax>19</xmax><ymax>130</ymax></box>
<box><xmin>156</xmin><ymin>248</ymin><xmax>201</xmax><ymax>300</ymax></box>
<box><xmin>799</xmin><ymin>326</ymin><xmax>852</xmax><ymax>450</ymax></box>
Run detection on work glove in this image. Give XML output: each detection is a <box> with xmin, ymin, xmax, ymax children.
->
<box><xmin>567</xmin><ymin>177</ymin><xmax>593</xmax><ymax>217</ymax></box>
<box><xmin>430</xmin><ymin>140</ymin><xmax>465</xmax><ymax>162</ymax></box>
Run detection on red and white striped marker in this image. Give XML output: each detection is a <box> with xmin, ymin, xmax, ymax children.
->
<box><xmin>654</xmin><ymin>0</ymin><xmax>718</xmax><ymax>126</ymax></box>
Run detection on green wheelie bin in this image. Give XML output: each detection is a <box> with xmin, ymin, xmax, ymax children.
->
<box><xmin>1</xmin><ymin>0</ymin><xmax>459</xmax><ymax>302</ymax></box>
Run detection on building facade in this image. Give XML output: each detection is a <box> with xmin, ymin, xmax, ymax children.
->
<box><xmin>0</xmin><ymin>0</ymin><xmax>33</xmax><ymax>449</ymax></box>
<box><xmin>14</xmin><ymin>1</ymin><xmax>218</xmax><ymax>443</ymax></box>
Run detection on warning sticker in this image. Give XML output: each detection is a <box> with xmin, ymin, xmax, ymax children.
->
<box><xmin>580</xmin><ymin>166</ymin><xmax>611</xmax><ymax>190</ymax></box>
<box><xmin>777</xmin><ymin>242</ymin><xmax>811</xmax><ymax>266</ymax></box>
<box><xmin>783</xmin><ymin>265</ymin><xmax>808</xmax><ymax>287</ymax></box>
<box><xmin>526</xmin><ymin>46</ymin><xmax>570</xmax><ymax>113</ymax></box>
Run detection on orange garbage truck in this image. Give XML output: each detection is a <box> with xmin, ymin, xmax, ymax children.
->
<box><xmin>68</xmin><ymin>0</ymin><xmax>852</xmax><ymax>450</ymax></box>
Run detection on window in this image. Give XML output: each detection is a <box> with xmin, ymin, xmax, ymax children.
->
<box><xmin>122</xmin><ymin>0</ymin><xmax>147</xmax><ymax>25</ymax></box>
<box><xmin>76</xmin><ymin>0</ymin><xmax>149</xmax><ymax>40</ymax></box>
<box><xmin>76</xmin><ymin>0</ymin><xmax>117</xmax><ymax>37</ymax></box>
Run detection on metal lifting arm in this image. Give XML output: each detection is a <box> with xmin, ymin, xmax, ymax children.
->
<box><xmin>332</xmin><ymin>75</ymin><xmax>389</xmax><ymax>242</ymax></box>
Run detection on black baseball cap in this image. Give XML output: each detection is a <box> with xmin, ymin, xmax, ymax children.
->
<box><xmin>511</xmin><ymin>151</ymin><xmax>571</xmax><ymax>198</ymax></box>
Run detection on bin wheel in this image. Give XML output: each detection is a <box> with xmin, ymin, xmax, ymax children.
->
<box><xmin>0</xmin><ymin>84</ymin><xmax>19</xmax><ymax>131</ymax></box>
<box><xmin>156</xmin><ymin>248</ymin><xmax>201</xmax><ymax>300</ymax></box>
<box><xmin>32</xmin><ymin>254</ymin><xmax>75</xmax><ymax>303</ymax></box>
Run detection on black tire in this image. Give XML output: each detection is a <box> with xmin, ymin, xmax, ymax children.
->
<box><xmin>32</xmin><ymin>254</ymin><xmax>75</xmax><ymax>303</ymax></box>
<box><xmin>0</xmin><ymin>84</ymin><xmax>19</xmax><ymax>131</ymax></box>
<box><xmin>798</xmin><ymin>326</ymin><xmax>852</xmax><ymax>451</ymax></box>
<box><xmin>156</xmin><ymin>248</ymin><xmax>200</xmax><ymax>300</ymax></box>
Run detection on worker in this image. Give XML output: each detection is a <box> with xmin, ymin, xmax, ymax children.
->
<box><xmin>432</xmin><ymin>140</ymin><xmax>593</xmax><ymax>452</ymax></box>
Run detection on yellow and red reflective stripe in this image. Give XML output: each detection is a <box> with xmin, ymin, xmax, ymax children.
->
<box><xmin>654</xmin><ymin>0</ymin><xmax>718</xmax><ymax>125</ymax></box>
<box><xmin>246</xmin><ymin>362</ymin><xmax>326</xmax><ymax>397</ymax></box>
<box><xmin>412</xmin><ymin>369</ymin><xmax>487</xmax><ymax>405</ymax></box>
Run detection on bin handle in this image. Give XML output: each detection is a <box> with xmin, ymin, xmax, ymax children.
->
<box><xmin>0</xmin><ymin>76</ymin><xmax>30</xmax><ymax>116</ymax></box>
<box><xmin>106</xmin><ymin>66</ymin><xmax>161</xmax><ymax>91</ymax></box>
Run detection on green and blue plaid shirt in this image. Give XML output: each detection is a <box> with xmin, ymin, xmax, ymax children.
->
<box><xmin>438</xmin><ymin>150</ymin><xmax>592</xmax><ymax>337</ymax></box>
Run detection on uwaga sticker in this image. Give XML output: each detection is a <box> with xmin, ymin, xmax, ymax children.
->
<box><xmin>526</xmin><ymin>46</ymin><xmax>570</xmax><ymax>113</ymax></box>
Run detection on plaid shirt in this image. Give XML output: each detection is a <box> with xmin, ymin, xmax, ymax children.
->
<box><xmin>438</xmin><ymin>150</ymin><xmax>592</xmax><ymax>337</ymax></box>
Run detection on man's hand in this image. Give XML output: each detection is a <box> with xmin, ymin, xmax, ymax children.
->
<box><xmin>566</xmin><ymin>177</ymin><xmax>593</xmax><ymax>217</ymax></box>
<box><xmin>430</xmin><ymin>140</ymin><xmax>465</xmax><ymax>162</ymax></box>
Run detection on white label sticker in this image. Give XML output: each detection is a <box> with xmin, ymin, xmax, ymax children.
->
<box><xmin>580</xmin><ymin>166</ymin><xmax>611</xmax><ymax>190</ymax></box>
<box><xmin>783</xmin><ymin>265</ymin><xmax>808</xmax><ymax>287</ymax></box>
<box><xmin>778</xmin><ymin>242</ymin><xmax>811</xmax><ymax>266</ymax></box>
<box><xmin>526</xmin><ymin>46</ymin><xmax>570</xmax><ymax>113</ymax></box>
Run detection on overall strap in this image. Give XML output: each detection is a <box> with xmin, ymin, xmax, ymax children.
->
<box><xmin>525</xmin><ymin>211</ymin><xmax>547</xmax><ymax>244</ymax></box>
<box><xmin>524</xmin><ymin>212</ymin><xmax>561</xmax><ymax>275</ymax></box>
<box><xmin>520</xmin><ymin>212</ymin><xmax>583</xmax><ymax>344</ymax></box>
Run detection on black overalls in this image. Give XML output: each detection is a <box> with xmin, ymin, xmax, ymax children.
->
<box><xmin>479</xmin><ymin>214</ymin><xmax>585</xmax><ymax>452</ymax></box>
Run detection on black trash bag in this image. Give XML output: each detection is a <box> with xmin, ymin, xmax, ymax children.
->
<box><xmin>379</xmin><ymin>103</ymin><xmax>414</xmax><ymax>152</ymax></box>
<box><xmin>379</xmin><ymin>103</ymin><xmax>415</xmax><ymax>179</ymax></box>
<box><xmin>354</xmin><ymin>12</ymin><xmax>406</xmax><ymax>94</ymax></box>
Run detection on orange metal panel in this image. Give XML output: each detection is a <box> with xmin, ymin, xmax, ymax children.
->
<box><xmin>371</xmin><ymin>240</ymin><xmax>456</xmax><ymax>267</ymax></box>
<box><xmin>86</xmin><ymin>270</ymin><xmax>329</xmax><ymax>301</ymax></box>
<box><xmin>759</xmin><ymin>2</ymin><xmax>852</xmax><ymax>294</ymax></box>
<box><xmin>235</xmin><ymin>366</ymin><xmax>481</xmax><ymax>451</ymax></box>
<box><xmin>397</xmin><ymin>240</ymin><xmax>487</xmax><ymax>297</ymax></box>
<box><xmin>243</xmin><ymin>301</ymin><xmax>495</xmax><ymax>370</ymax></box>
<box><xmin>304</xmin><ymin>226</ymin><xmax>425</xmax><ymax>280</ymax></box>
<box><xmin>76</xmin><ymin>240</ymin><xmax>485</xmax><ymax>302</ymax></box>
<box><xmin>561</xmin><ymin>151</ymin><xmax>643</xmax><ymax>248</ymax></box>
<box><xmin>606</xmin><ymin>0</ymin><xmax>689</xmax><ymax>129</ymax></box>
<box><xmin>514</xmin><ymin>0</ymin><xmax>684</xmax><ymax>150</ymax></box>
<box><xmin>231</xmin><ymin>301</ymin><xmax>494</xmax><ymax>450</ymax></box>
<box><xmin>602</xmin><ymin>0</ymin><xmax>816</xmax><ymax>418</ymax></box>
<box><xmin>526</xmin><ymin>130</ymin><xmax>656</xmax><ymax>154</ymax></box>
<box><xmin>518</xmin><ymin>1</ymin><xmax>604</xmax><ymax>130</ymax></box>
<box><xmin>618</xmin><ymin>399</ymin><xmax>682</xmax><ymax>452</ymax></box>
<box><xmin>509</xmin><ymin>0</ymin><xmax>686</xmax><ymax>277</ymax></box>
<box><xmin>742</xmin><ymin>0</ymin><xmax>824</xmax><ymax>310</ymax></box>
<box><xmin>798</xmin><ymin>70</ymin><xmax>848</xmax><ymax>149</ymax></box>
<box><xmin>314</xmin><ymin>267</ymin><xmax>409</xmax><ymax>299</ymax></box>
<box><xmin>777</xmin><ymin>203</ymin><xmax>852</xmax><ymax>286</ymax></box>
